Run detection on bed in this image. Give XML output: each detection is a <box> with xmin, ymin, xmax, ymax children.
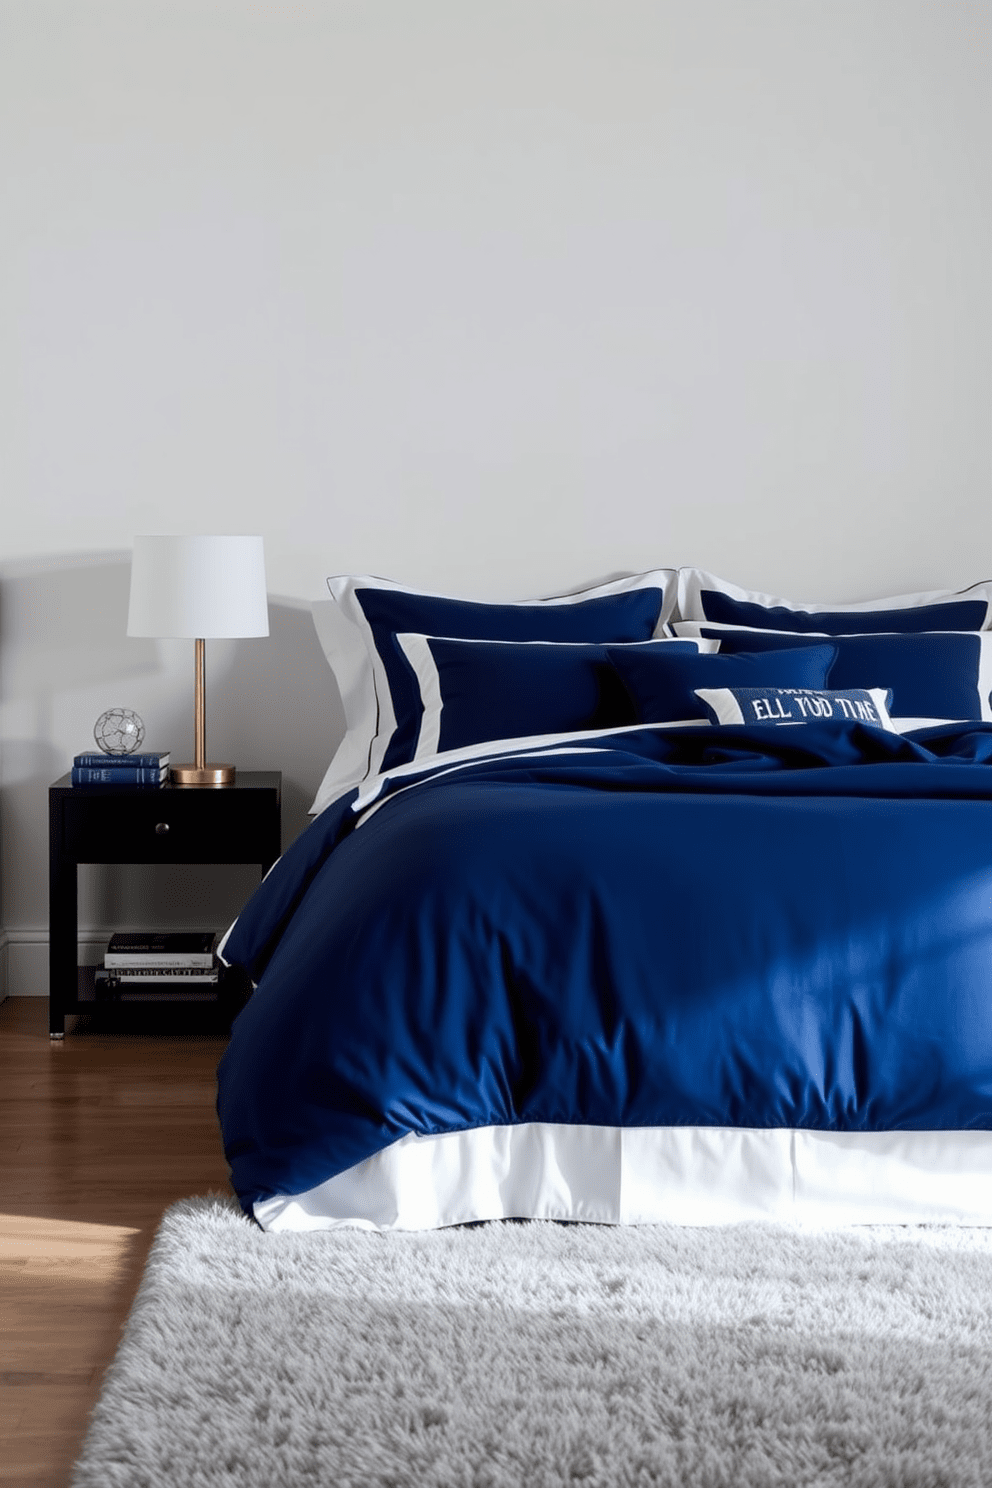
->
<box><xmin>216</xmin><ymin>567</ymin><xmax>992</xmax><ymax>1231</ymax></box>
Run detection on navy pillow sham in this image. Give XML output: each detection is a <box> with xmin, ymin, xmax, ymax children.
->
<box><xmin>676</xmin><ymin>570</ymin><xmax>992</xmax><ymax>634</ymax></box>
<box><xmin>399</xmin><ymin>637</ymin><xmax>708</xmax><ymax>757</ymax></box>
<box><xmin>696</xmin><ymin>592</ymin><xmax>988</xmax><ymax>636</ymax></box>
<box><xmin>355</xmin><ymin>585</ymin><xmax>668</xmax><ymax>771</ymax></box>
<box><xmin>605</xmin><ymin>642</ymin><xmax>838</xmax><ymax>724</ymax></box>
<box><xmin>681</xmin><ymin>627</ymin><xmax>992</xmax><ymax>722</ymax></box>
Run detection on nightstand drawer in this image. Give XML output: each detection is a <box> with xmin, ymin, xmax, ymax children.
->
<box><xmin>60</xmin><ymin>791</ymin><xmax>277</xmax><ymax>864</ymax></box>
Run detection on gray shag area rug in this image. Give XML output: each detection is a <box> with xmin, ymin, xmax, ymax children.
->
<box><xmin>72</xmin><ymin>1196</ymin><xmax>992</xmax><ymax>1487</ymax></box>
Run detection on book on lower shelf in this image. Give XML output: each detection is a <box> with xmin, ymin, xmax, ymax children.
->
<box><xmin>101</xmin><ymin>967</ymin><xmax>220</xmax><ymax>983</ymax></box>
<box><xmin>94</xmin><ymin>968</ymin><xmax>221</xmax><ymax>1003</ymax></box>
<box><xmin>104</xmin><ymin>931</ymin><xmax>218</xmax><ymax>969</ymax></box>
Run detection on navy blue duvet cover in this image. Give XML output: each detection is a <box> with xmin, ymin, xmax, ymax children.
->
<box><xmin>218</xmin><ymin>722</ymin><xmax>992</xmax><ymax>1214</ymax></box>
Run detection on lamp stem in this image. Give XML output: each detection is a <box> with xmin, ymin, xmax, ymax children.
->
<box><xmin>194</xmin><ymin>637</ymin><xmax>206</xmax><ymax>770</ymax></box>
<box><xmin>170</xmin><ymin>638</ymin><xmax>234</xmax><ymax>785</ymax></box>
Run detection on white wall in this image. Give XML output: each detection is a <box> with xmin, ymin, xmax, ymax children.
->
<box><xmin>2</xmin><ymin>0</ymin><xmax>990</xmax><ymax>991</ymax></box>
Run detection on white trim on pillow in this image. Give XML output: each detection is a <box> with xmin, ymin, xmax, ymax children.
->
<box><xmin>893</xmin><ymin>718</ymin><xmax>968</xmax><ymax>733</ymax></box>
<box><xmin>397</xmin><ymin>632</ymin><xmax>445</xmax><ymax>761</ymax></box>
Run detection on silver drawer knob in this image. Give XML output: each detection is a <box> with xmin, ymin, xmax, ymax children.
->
<box><xmin>154</xmin><ymin>822</ymin><xmax>170</xmax><ymax>835</ymax></box>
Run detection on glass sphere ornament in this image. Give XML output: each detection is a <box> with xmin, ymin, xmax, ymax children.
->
<box><xmin>93</xmin><ymin>707</ymin><xmax>146</xmax><ymax>755</ymax></box>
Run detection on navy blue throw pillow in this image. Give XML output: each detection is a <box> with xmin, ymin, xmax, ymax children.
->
<box><xmin>605</xmin><ymin>643</ymin><xmax>838</xmax><ymax>724</ymax></box>
<box><xmin>696</xmin><ymin>686</ymin><xmax>896</xmax><ymax>730</ymax></box>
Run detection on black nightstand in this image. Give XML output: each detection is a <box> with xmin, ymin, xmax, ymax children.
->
<box><xmin>48</xmin><ymin>771</ymin><xmax>281</xmax><ymax>1038</ymax></box>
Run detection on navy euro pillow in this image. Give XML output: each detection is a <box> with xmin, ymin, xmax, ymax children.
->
<box><xmin>398</xmin><ymin>636</ymin><xmax>709</xmax><ymax>758</ymax></box>
<box><xmin>605</xmin><ymin>643</ymin><xmax>839</xmax><ymax>724</ymax></box>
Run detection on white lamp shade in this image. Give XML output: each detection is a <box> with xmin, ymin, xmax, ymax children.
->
<box><xmin>127</xmin><ymin>535</ymin><xmax>269</xmax><ymax>639</ymax></box>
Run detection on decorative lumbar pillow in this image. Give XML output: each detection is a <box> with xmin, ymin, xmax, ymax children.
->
<box><xmin>398</xmin><ymin>635</ymin><xmax>717</xmax><ymax>760</ymax></box>
<box><xmin>677</xmin><ymin>569</ymin><xmax>992</xmax><ymax>634</ymax></box>
<box><xmin>695</xmin><ymin>686</ymin><xmax>897</xmax><ymax>730</ymax></box>
<box><xmin>311</xmin><ymin>570</ymin><xmax>677</xmax><ymax>812</ymax></box>
<box><xmin>672</xmin><ymin>623</ymin><xmax>992</xmax><ymax>727</ymax></box>
<box><xmin>604</xmin><ymin>642</ymin><xmax>838</xmax><ymax>725</ymax></box>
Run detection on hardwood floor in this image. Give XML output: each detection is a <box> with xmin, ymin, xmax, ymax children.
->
<box><xmin>0</xmin><ymin>997</ymin><xmax>234</xmax><ymax>1488</ymax></box>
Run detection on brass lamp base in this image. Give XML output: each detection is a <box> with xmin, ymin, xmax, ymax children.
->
<box><xmin>170</xmin><ymin>763</ymin><xmax>236</xmax><ymax>787</ymax></box>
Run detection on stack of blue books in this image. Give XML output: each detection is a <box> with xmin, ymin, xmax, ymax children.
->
<box><xmin>71</xmin><ymin>751</ymin><xmax>171</xmax><ymax>787</ymax></box>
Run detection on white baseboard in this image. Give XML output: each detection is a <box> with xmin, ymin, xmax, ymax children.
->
<box><xmin>0</xmin><ymin>928</ymin><xmax>114</xmax><ymax>999</ymax></box>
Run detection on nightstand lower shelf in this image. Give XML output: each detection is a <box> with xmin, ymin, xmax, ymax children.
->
<box><xmin>66</xmin><ymin>964</ymin><xmax>251</xmax><ymax>1034</ymax></box>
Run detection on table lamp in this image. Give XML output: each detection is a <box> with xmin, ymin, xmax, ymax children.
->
<box><xmin>127</xmin><ymin>535</ymin><xmax>269</xmax><ymax>785</ymax></box>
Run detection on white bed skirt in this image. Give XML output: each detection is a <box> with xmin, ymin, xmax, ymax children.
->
<box><xmin>252</xmin><ymin>1124</ymin><xmax>992</xmax><ymax>1231</ymax></box>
